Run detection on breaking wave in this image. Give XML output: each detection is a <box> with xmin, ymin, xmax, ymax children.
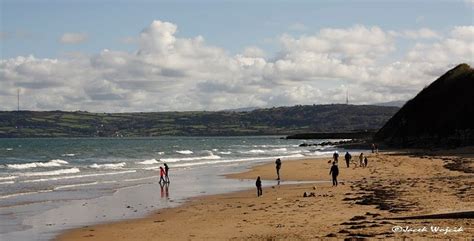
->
<box><xmin>176</xmin><ymin>150</ymin><xmax>193</xmax><ymax>155</ymax></box>
<box><xmin>89</xmin><ymin>162</ymin><xmax>126</xmax><ymax>169</ymax></box>
<box><xmin>21</xmin><ymin>168</ymin><xmax>81</xmax><ymax>177</ymax></box>
<box><xmin>6</xmin><ymin>159</ymin><xmax>69</xmax><ymax>170</ymax></box>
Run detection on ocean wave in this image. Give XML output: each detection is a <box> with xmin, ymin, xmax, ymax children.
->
<box><xmin>272</xmin><ymin>148</ymin><xmax>288</xmax><ymax>152</ymax></box>
<box><xmin>241</xmin><ymin>149</ymin><xmax>265</xmax><ymax>154</ymax></box>
<box><xmin>168</xmin><ymin>153</ymin><xmax>306</xmax><ymax>168</ymax></box>
<box><xmin>0</xmin><ymin>176</ymin><xmax>17</xmax><ymax>181</ymax></box>
<box><xmin>21</xmin><ymin>168</ymin><xmax>81</xmax><ymax>177</ymax></box>
<box><xmin>304</xmin><ymin>151</ymin><xmax>335</xmax><ymax>156</ymax></box>
<box><xmin>0</xmin><ymin>181</ymin><xmax>14</xmax><ymax>185</ymax></box>
<box><xmin>89</xmin><ymin>162</ymin><xmax>126</xmax><ymax>169</ymax></box>
<box><xmin>6</xmin><ymin>159</ymin><xmax>69</xmax><ymax>170</ymax></box>
<box><xmin>161</xmin><ymin>153</ymin><xmax>221</xmax><ymax>163</ymax></box>
<box><xmin>252</xmin><ymin>144</ymin><xmax>291</xmax><ymax>148</ymax></box>
<box><xmin>22</xmin><ymin>170</ymin><xmax>137</xmax><ymax>183</ymax></box>
<box><xmin>136</xmin><ymin>159</ymin><xmax>159</xmax><ymax>165</ymax></box>
<box><xmin>6</xmin><ymin>148</ymin><xmax>13</xmax><ymax>151</ymax></box>
<box><xmin>157</xmin><ymin>152</ymin><xmax>165</xmax><ymax>155</ymax></box>
<box><xmin>176</xmin><ymin>150</ymin><xmax>193</xmax><ymax>155</ymax></box>
<box><xmin>219</xmin><ymin>151</ymin><xmax>232</xmax><ymax>155</ymax></box>
<box><xmin>61</xmin><ymin>153</ymin><xmax>76</xmax><ymax>157</ymax></box>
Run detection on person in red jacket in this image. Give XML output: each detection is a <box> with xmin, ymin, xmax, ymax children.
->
<box><xmin>159</xmin><ymin>166</ymin><xmax>166</xmax><ymax>184</ymax></box>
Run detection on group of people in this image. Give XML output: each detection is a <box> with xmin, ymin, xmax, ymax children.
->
<box><xmin>256</xmin><ymin>147</ymin><xmax>375</xmax><ymax>194</ymax></box>
<box><xmin>255</xmin><ymin>158</ymin><xmax>281</xmax><ymax>197</ymax></box>
<box><xmin>340</xmin><ymin>151</ymin><xmax>369</xmax><ymax>168</ymax></box>
<box><xmin>330</xmin><ymin>150</ymin><xmax>370</xmax><ymax>187</ymax></box>
<box><xmin>371</xmin><ymin>143</ymin><xmax>379</xmax><ymax>154</ymax></box>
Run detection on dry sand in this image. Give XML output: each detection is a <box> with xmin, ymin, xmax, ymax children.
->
<box><xmin>56</xmin><ymin>149</ymin><xmax>473</xmax><ymax>240</ymax></box>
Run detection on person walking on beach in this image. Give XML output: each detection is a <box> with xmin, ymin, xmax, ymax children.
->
<box><xmin>256</xmin><ymin>176</ymin><xmax>263</xmax><ymax>197</ymax></box>
<box><xmin>344</xmin><ymin>151</ymin><xmax>352</xmax><ymax>168</ymax></box>
<box><xmin>275</xmin><ymin>158</ymin><xmax>282</xmax><ymax>180</ymax></box>
<box><xmin>359</xmin><ymin>153</ymin><xmax>364</xmax><ymax>167</ymax></box>
<box><xmin>364</xmin><ymin>156</ymin><xmax>368</xmax><ymax>167</ymax></box>
<box><xmin>333</xmin><ymin>151</ymin><xmax>339</xmax><ymax>163</ymax></box>
<box><xmin>159</xmin><ymin>166</ymin><xmax>166</xmax><ymax>184</ymax></box>
<box><xmin>329</xmin><ymin>162</ymin><xmax>339</xmax><ymax>186</ymax></box>
<box><xmin>371</xmin><ymin>143</ymin><xmax>375</xmax><ymax>153</ymax></box>
<box><xmin>164</xmin><ymin>163</ymin><xmax>170</xmax><ymax>183</ymax></box>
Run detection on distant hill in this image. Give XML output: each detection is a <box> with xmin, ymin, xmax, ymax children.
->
<box><xmin>373</xmin><ymin>100</ymin><xmax>406</xmax><ymax>107</ymax></box>
<box><xmin>0</xmin><ymin>104</ymin><xmax>398</xmax><ymax>137</ymax></box>
<box><xmin>220</xmin><ymin>107</ymin><xmax>260</xmax><ymax>112</ymax></box>
<box><xmin>375</xmin><ymin>64</ymin><xmax>474</xmax><ymax>147</ymax></box>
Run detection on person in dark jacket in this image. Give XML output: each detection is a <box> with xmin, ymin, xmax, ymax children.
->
<box><xmin>164</xmin><ymin>163</ymin><xmax>170</xmax><ymax>183</ymax></box>
<box><xmin>364</xmin><ymin>156</ymin><xmax>368</xmax><ymax>167</ymax></box>
<box><xmin>256</xmin><ymin>176</ymin><xmax>262</xmax><ymax>197</ymax></box>
<box><xmin>275</xmin><ymin>158</ymin><xmax>282</xmax><ymax>180</ymax></box>
<box><xmin>344</xmin><ymin>152</ymin><xmax>352</xmax><ymax>168</ymax></box>
<box><xmin>333</xmin><ymin>151</ymin><xmax>339</xmax><ymax>163</ymax></box>
<box><xmin>329</xmin><ymin>162</ymin><xmax>339</xmax><ymax>186</ymax></box>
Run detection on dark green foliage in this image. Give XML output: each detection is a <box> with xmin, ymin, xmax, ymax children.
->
<box><xmin>375</xmin><ymin>64</ymin><xmax>474</xmax><ymax>147</ymax></box>
<box><xmin>0</xmin><ymin>104</ymin><xmax>398</xmax><ymax>137</ymax></box>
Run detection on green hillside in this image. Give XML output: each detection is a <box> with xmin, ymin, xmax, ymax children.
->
<box><xmin>375</xmin><ymin>64</ymin><xmax>474</xmax><ymax>147</ymax></box>
<box><xmin>0</xmin><ymin>104</ymin><xmax>399</xmax><ymax>137</ymax></box>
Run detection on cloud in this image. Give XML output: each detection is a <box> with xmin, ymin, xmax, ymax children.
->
<box><xmin>1</xmin><ymin>21</ymin><xmax>473</xmax><ymax>112</ymax></box>
<box><xmin>60</xmin><ymin>32</ymin><xmax>88</xmax><ymax>44</ymax></box>
<box><xmin>401</xmin><ymin>28</ymin><xmax>441</xmax><ymax>39</ymax></box>
<box><xmin>405</xmin><ymin>26</ymin><xmax>474</xmax><ymax>63</ymax></box>
<box><xmin>242</xmin><ymin>46</ymin><xmax>266</xmax><ymax>58</ymax></box>
<box><xmin>279</xmin><ymin>25</ymin><xmax>395</xmax><ymax>66</ymax></box>
<box><xmin>450</xmin><ymin>25</ymin><xmax>474</xmax><ymax>40</ymax></box>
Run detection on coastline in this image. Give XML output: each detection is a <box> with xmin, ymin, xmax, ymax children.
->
<box><xmin>56</xmin><ymin>148</ymin><xmax>474</xmax><ymax>240</ymax></box>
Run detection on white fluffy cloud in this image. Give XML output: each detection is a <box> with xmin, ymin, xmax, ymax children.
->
<box><xmin>398</xmin><ymin>28</ymin><xmax>441</xmax><ymax>39</ymax></box>
<box><xmin>1</xmin><ymin>21</ymin><xmax>473</xmax><ymax>112</ymax></box>
<box><xmin>60</xmin><ymin>32</ymin><xmax>88</xmax><ymax>44</ymax></box>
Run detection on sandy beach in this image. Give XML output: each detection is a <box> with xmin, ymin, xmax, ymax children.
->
<box><xmin>56</xmin><ymin>149</ymin><xmax>473</xmax><ymax>240</ymax></box>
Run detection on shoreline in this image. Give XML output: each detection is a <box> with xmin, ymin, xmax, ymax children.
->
<box><xmin>56</xmin><ymin>148</ymin><xmax>474</xmax><ymax>240</ymax></box>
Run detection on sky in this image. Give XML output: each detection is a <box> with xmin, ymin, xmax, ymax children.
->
<box><xmin>1</xmin><ymin>0</ymin><xmax>473</xmax><ymax>112</ymax></box>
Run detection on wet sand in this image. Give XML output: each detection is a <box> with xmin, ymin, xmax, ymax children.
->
<box><xmin>56</xmin><ymin>149</ymin><xmax>473</xmax><ymax>240</ymax></box>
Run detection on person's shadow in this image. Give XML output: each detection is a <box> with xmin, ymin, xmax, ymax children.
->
<box><xmin>159</xmin><ymin>182</ymin><xmax>170</xmax><ymax>199</ymax></box>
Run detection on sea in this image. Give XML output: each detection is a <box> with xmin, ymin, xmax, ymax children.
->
<box><xmin>0</xmin><ymin>136</ymin><xmax>352</xmax><ymax>240</ymax></box>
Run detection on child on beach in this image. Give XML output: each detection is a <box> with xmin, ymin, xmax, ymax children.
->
<box><xmin>333</xmin><ymin>151</ymin><xmax>339</xmax><ymax>163</ymax></box>
<box><xmin>159</xmin><ymin>166</ymin><xmax>166</xmax><ymax>184</ymax></box>
<box><xmin>359</xmin><ymin>153</ymin><xmax>364</xmax><ymax>167</ymax></box>
<box><xmin>256</xmin><ymin>176</ymin><xmax>262</xmax><ymax>197</ymax></box>
<box><xmin>364</xmin><ymin>157</ymin><xmax>368</xmax><ymax>167</ymax></box>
